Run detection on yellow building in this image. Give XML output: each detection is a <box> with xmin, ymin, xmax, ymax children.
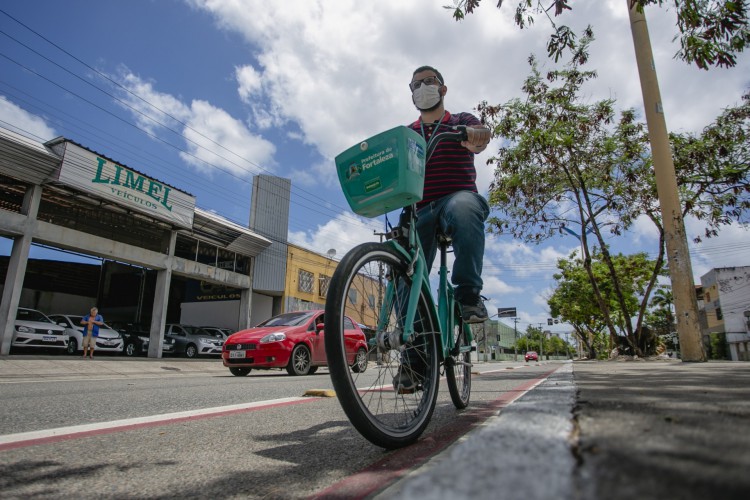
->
<box><xmin>283</xmin><ymin>243</ymin><xmax>378</xmax><ymax>329</ymax></box>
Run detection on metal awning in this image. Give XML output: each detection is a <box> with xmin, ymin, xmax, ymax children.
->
<box><xmin>0</xmin><ymin>128</ymin><xmax>61</xmax><ymax>185</ymax></box>
<box><xmin>191</xmin><ymin>207</ymin><xmax>272</xmax><ymax>258</ymax></box>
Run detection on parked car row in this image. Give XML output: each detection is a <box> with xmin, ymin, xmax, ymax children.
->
<box><xmin>108</xmin><ymin>322</ymin><xmax>177</xmax><ymax>357</ymax></box>
<box><xmin>7</xmin><ymin>307</ymin><xmax>227</xmax><ymax>358</ymax></box>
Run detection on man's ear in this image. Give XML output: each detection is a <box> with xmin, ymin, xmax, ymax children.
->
<box><xmin>440</xmin><ymin>85</ymin><xmax>447</xmax><ymax>97</ymax></box>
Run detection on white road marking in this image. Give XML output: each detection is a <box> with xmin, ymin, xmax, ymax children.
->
<box><xmin>0</xmin><ymin>396</ymin><xmax>312</xmax><ymax>450</ymax></box>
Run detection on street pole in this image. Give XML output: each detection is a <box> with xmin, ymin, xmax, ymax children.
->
<box><xmin>626</xmin><ymin>0</ymin><xmax>705</xmax><ymax>361</ymax></box>
<box><xmin>513</xmin><ymin>317</ymin><xmax>518</xmax><ymax>361</ymax></box>
<box><xmin>538</xmin><ymin>323</ymin><xmax>544</xmax><ymax>360</ymax></box>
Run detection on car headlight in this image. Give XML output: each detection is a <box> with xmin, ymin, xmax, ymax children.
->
<box><xmin>17</xmin><ymin>326</ymin><xmax>33</xmax><ymax>333</ymax></box>
<box><xmin>260</xmin><ymin>332</ymin><xmax>286</xmax><ymax>343</ymax></box>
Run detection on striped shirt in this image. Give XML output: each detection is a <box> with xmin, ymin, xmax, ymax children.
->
<box><xmin>408</xmin><ymin>111</ymin><xmax>481</xmax><ymax>208</ymax></box>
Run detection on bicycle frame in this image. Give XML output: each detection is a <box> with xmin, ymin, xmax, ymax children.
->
<box><xmin>377</xmin><ymin>206</ymin><xmax>474</xmax><ymax>362</ymax></box>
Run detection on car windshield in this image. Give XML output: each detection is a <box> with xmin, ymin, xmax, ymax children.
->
<box><xmin>257</xmin><ymin>311</ymin><xmax>314</xmax><ymax>327</ymax></box>
<box><xmin>182</xmin><ymin>326</ymin><xmax>212</xmax><ymax>336</ymax></box>
<box><xmin>16</xmin><ymin>309</ymin><xmax>52</xmax><ymax>323</ymax></box>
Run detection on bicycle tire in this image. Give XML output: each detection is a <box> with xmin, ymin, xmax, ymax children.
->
<box><xmin>325</xmin><ymin>242</ymin><xmax>440</xmax><ymax>449</ymax></box>
<box><xmin>445</xmin><ymin>302</ymin><xmax>471</xmax><ymax>409</ymax></box>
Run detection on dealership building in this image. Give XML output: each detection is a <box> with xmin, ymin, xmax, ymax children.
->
<box><xmin>0</xmin><ymin>126</ymin><xmax>294</xmax><ymax>357</ymax></box>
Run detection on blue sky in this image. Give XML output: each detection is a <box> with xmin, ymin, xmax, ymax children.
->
<box><xmin>1</xmin><ymin>0</ymin><xmax>749</xmax><ymax>336</ymax></box>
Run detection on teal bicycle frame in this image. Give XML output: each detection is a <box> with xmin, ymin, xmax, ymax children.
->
<box><xmin>377</xmin><ymin>207</ymin><xmax>474</xmax><ymax>362</ymax></box>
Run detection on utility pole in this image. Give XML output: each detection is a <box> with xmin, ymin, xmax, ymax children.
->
<box><xmin>626</xmin><ymin>1</ymin><xmax>706</xmax><ymax>361</ymax></box>
<box><xmin>537</xmin><ymin>323</ymin><xmax>544</xmax><ymax>359</ymax></box>
<box><xmin>513</xmin><ymin>317</ymin><xmax>519</xmax><ymax>361</ymax></box>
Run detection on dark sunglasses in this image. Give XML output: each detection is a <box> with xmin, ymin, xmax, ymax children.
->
<box><xmin>409</xmin><ymin>76</ymin><xmax>442</xmax><ymax>91</ymax></box>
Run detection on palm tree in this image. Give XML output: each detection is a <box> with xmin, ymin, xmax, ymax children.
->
<box><xmin>650</xmin><ymin>288</ymin><xmax>674</xmax><ymax>317</ymax></box>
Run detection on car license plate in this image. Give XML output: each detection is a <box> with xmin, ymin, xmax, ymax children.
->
<box><xmin>43</xmin><ymin>336</ymin><xmax>56</xmax><ymax>342</ymax></box>
<box><xmin>229</xmin><ymin>350</ymin><xmax>246</xmax><ymax>359</ymax></box>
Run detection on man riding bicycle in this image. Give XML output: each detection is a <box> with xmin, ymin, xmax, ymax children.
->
<box><xmin>407</xmin><ymin>65</ymin><xmax>491</xmax><ymax>324</ymax></box>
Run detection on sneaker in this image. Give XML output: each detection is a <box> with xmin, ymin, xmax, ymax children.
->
<box><xmin>393</xmin><ymin>366</ymin><xmax>423</xmax><ymax>394</ymax></box>
<box><xmin>461</xmin><ymin>295</ymin><xmax>488</xmax><ymax>324</ymax></box>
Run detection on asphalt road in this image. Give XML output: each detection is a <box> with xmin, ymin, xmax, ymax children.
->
<box><xmin>0</xmin><ymin>357</ymin><xmax>561</xmax><ymax>499</ymax></box>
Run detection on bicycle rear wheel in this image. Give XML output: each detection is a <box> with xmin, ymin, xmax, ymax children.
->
<box><xmin>446</xmin><ymin>303</ymin><xmax>472</xmax><ymax>409</ymax></box>
<box><xmin>325</xmin><ymin>242</ymin><xmax>440</xmax><ymax>449</ymax></box>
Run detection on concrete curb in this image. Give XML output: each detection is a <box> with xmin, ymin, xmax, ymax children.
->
<box><xmin>376</xmin><ymin>363</ymin><xmax>576</xmax><ymax>500</ymax></box>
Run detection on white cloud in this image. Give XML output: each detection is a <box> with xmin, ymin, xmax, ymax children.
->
<box><xmin>288</xmin><ymin>211</ymin><xmax>381</xmax><ymax>257</ymax></box>
<box><xmin>289</xmin><ymin>158</ymin><xmax>340</xmax><ymax>190</ymax></box>
<box><xmin>114</xmin><ymin>70</ymin><xmax>276</xmax><ymax>177</ymax></box>
<box><xmin>181</xmin><ymin>100</ymin><xmax>276</xmax><ymax>176</ymax></box>
<box><xmin>0</xmin><ymin>96</ymin><xmax>57</xmax><ymax>141</ymax></box>
<box><xmin>236</xmin><ymin>65</ymin><xmax>262</xmax><ymax>103</ymax></box>
<box><xmin>188</xmin><ymin>0</ymin><xmax>514</xmax><ymax>159</ymax></box>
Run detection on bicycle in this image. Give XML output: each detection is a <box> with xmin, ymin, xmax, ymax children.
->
<box><xmin>325</xmin><ymin>124</ymin><xmax>477</xmax><ymax>449</ymax></box>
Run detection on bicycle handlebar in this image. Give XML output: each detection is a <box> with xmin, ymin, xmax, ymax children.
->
<box><xmin>425</xmin><ymin>125</ymin><xmax>469</xmax><ymax>161</ymax></box>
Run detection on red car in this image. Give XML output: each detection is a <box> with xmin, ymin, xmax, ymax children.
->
<box><xmin>525</xmin><ymin>351</ymin><xmax>539</xmax><ymax>362</ymax></box>
<box><xmin>222</xmin><ymin>310</ymin><xmax>369</xmax><ymax>376</ymax></box>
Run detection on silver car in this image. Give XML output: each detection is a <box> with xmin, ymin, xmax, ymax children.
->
<box><xmin>12</xmin><ymin>307</ymin><xmax>68</xmax><ymax>352</ymax></box>
<box><xmin>165</xmin><ymin>324</ymin><xmax>223</xmax><ymax>358</ymax></box>
<box><xmin>48</xmin><ymin>314</ymin><xmax>124</xmax><ymax>355</ymax></box>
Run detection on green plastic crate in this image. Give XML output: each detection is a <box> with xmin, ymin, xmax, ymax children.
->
<box><xmin>335</xmin><ymin>126</ymin><xmax>426</xmax><ymax>218</ymax></box>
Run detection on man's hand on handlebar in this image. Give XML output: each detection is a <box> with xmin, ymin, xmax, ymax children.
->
<box><xmin>461</xmin><ymin>126</ymin><xmax>491</xmax><ymax>153</ymax></box>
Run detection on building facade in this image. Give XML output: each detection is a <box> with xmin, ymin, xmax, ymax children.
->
<box><xmin>700</xmin><ymin>266</ymin><xmax>750</xmax><ymax>361</ymax></box>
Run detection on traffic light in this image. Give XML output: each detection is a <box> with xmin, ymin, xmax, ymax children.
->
<box><xmin>547</xmin><ymin>318</ymin><xmax>553</xmax><ymax>326</ymax></box>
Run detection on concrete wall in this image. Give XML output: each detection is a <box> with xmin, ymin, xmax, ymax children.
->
<box><xmin>179</xmin><ymin>292</ymin><xmax>274</xmax><ymax>330</ymax></box>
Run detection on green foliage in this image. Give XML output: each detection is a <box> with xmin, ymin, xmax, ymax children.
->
<box><xmin>709</xmin><ymin>332</ymin><xmax>728</xmax><ymax>359</ymax></box>
<box><xmin>671</xmin><ymin>91</ymin><xmax>750</xmax><ymax>242</ymax></box>
<box><xmin>548</xmin><ymin>250</ymin><xmax>661</xmax><ymax>355</ymax></box>
<box><xmin>512</xmin><ymin>325</ymin><xmax>575</xmax><ymax>357</ymax></box>
<box><xmin>448</xmin><ymin>0</ymin><xmax>750</xmax><ymax>69</ymax></box>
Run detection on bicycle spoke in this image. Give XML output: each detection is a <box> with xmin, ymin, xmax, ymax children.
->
<box><xmin>325</xmin><ymin>243</ymin><xmax>440</xmax><ymax>449</ymax></box>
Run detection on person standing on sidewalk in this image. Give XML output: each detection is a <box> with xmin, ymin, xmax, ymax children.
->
<box><xmin>80</xmin><ymin>307</ymin><xmax>103</xmax><ymax>359</ymax></box>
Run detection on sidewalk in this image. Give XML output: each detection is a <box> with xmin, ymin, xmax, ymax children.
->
<box><xmin>572</xmin><ymin>360</ymin><xmax>750</xmax><ymax>500</ymax></box>
<box><xmin>0</xmin><ymin>354</ymin><xmax>226</xmax><ymax>380</ymax></box>
<box><xmin>379</xmin><ymin>359</ymin><xmax>750</xmax><ymax>500</ymax></box>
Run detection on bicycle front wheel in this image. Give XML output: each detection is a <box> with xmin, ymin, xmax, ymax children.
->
<box><xmin>446</xmin><ymin>303</ymin><xmax>472</xmax><ymax>409</ymax></box>
<box><xmin>325</xmin><ymin>242</ymin><xmax>440</xmax><ymax>449</ymax></box>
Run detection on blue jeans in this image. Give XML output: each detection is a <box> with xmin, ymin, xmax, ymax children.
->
<box><xmin>416</xmin><ymin>191</ymin><xmax>489</xmax><ymax>303</ymax></box>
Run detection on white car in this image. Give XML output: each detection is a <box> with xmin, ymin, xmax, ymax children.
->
<box><xmin>200</xmin><ymin>326</ymin><xmax>234</xmax><ymax>340</ymax></box>
<box><xmin>12</xmin><ymin>307</ymin><xmax>68</xmax><ymax>352</ymax></box>
<box><xmin>48</xmin><ymin>314</ymin><xmax>124</xmax><ymax>355</ymax></box>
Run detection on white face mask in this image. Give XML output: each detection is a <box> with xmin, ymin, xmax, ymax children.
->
<box><xmin>412</xmin><ymin>84</ymin><xmax>442</xmax><ymax>110</ymax></box>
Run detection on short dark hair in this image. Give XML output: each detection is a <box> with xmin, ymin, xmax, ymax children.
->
<box><xmin>412</xmin><ymin>66</ymin><xmax>444</xmax><ymax>85</ymax></box>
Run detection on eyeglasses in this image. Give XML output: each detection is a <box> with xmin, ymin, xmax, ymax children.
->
<box><xmin>409</xmin><ymin>76</ymin><xmax>442</xmax><ymax>91</ymax></box>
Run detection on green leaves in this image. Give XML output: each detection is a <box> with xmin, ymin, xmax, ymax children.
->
<box><xmin>449</xmin><ymin>0</ymin><xmax>750</xmax><ymax>69</ymax></box>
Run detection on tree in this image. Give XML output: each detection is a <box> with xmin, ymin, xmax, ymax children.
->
<box><xmin>646</xmin><ymin>287</ymin><xmax>676</xmax><ymax>350</ymax></box>
<box><xmin>548</xmin><ymin>251</ymin><xmax>659</xmax><ymax>356</ymax></box>
<box><xmin>479</xmin><ymin>29</ymin><xmax>748</xmax><ymax>356</ymax></box>
<box><xmin>449</xmin><ymin>1</ymin><xmax>748</xmax><ymax>362</ymax></box>
<box><xmin>672</xmin><ymin>91</ymin><xmax>750</xmax><ymax>242</ymax></box>
<box><xmin>447</xmin><ymin>0</ymin><xmax>750</xmax><ymax>70</ymax></box>
<box><xmin>479</xmin><ymin>30</ymin><xmax>666</xmax><ymax>353</ymax></box>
